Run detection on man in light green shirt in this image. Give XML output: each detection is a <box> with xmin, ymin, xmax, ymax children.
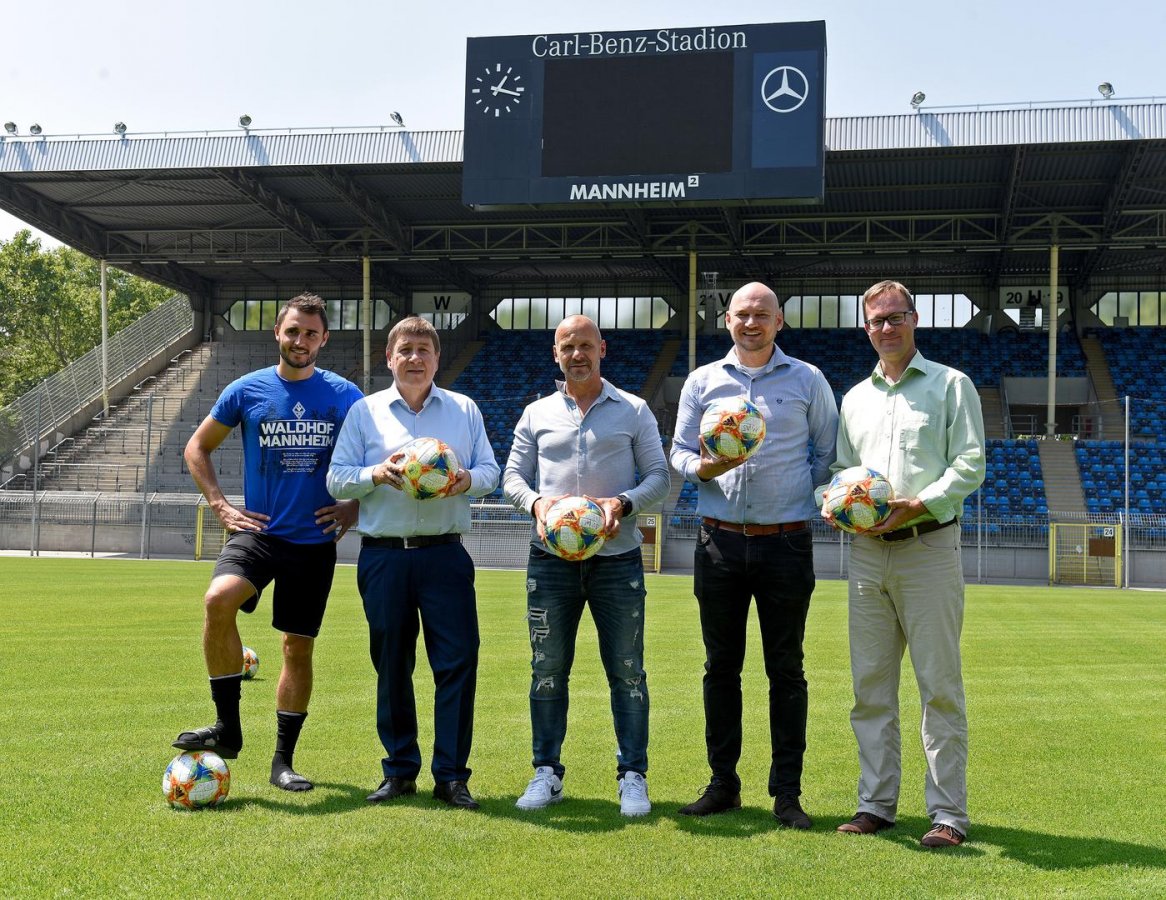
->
<box><xmin>824</xmin><ymin>280</ymin><xmax>985</xmax><ymax>849</ymax></box>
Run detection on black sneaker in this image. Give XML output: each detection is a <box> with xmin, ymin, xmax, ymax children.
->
<box><xmin>172</xmin><ymin>723</ymin><xmax>241</xmax><ymax>759</ymax></box>
<box><xmin>774</xmin><ymin>795</ymin><xmax>813</xmax><ymax>830</ymax></box>
<box><xmin>677</xmin><ymin>781</ymin><xmax>742</xmax><ymax>817</ymax></box>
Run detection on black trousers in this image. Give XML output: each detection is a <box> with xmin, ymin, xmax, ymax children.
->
<box><xmin>693</xmin><ymin>523</ymin><xmax>815</xmax><ymax>797</ymax></box>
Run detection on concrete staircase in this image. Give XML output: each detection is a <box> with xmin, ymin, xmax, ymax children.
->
<box><xmin>1037</xmin><ymin>438</ymin><xmax>1088</xmax><ymax>519</ymax></box>
<box><xmin>1079</xmin><ymin>334</ymin><xmax>1124</xmax><ymax>440</ymax></box>
<box><xmin>438</xmin><ymin>340</ymin><xmax>484</xmax><ymax>388</ymax></box>
<box><xmin>978</xmin><ymin>386</ymin><xmax>1007</xmax><ymax>439</ymax></box>
<box><xmin>642</xmin><ymin>339</ymin><xmax>681</xmax><ymax>403</ymax></box>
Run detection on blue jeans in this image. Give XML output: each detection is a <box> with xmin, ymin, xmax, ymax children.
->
<box><xmin>357</xmin><ymin>541</ymin><xmax>479</xmax><ymax>783</ymax></box>
<box><xmin>693</xmin><ymin>523</ymin><xmax>815</xmax><ymax>797</ymax></box>
<box><xmin>526</xmin><ymin>546</ymin><xmax>649</xmax><ymax>778</ymax></box>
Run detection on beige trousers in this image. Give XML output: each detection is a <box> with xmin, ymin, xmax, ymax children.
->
<box><xmin>847</xmin><ymin>524</ymin><xmax>969</xmax><ymax>834</ymax></box>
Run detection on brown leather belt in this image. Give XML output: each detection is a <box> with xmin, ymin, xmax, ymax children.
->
<box><xmin>702</xmin><ymin>517</ymin><xmax>810</xmax><ymax>536</ymax></box>
<box><xmin>362</xmin><ymin>534</ymin><xmax>461</xmax><ymax>550</ymax></box>
<box><xmin>876</xmin><ymin>518</ymin><xmax>956</xmax><ymax>543</ymax></box>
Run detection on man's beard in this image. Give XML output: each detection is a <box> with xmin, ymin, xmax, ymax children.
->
<box><xmin>280</xmin><ymin>345</ymin><xmax>317</xmax><ymax>369</ymax></box>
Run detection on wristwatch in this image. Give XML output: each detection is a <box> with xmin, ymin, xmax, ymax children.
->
<box><xmin>617</xmin><ymin>494</ymin><xmax>633</xmax><ymax>518</ymax></box>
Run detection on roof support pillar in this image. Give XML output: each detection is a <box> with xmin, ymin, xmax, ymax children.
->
<box><xmin>1045</xmin><ymin>241</ymin><xmax>1059</xmax><ymax>437</ymax></box>
<box><xmin>362</xmin><ymin>249</ymin><xmax>372</xmax><ymax>394</ymax></box>
<box><xmin>100</xmin><ymin>259</ymin><xmax>110</xmax><ymax>418</ymax></box>
<box><xmin>688</xmin><ymin>247</ymin><xmax>698</xmax><ymax>374</ymax></box>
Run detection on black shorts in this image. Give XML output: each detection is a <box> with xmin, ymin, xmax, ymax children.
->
<box><xmin>212</xmin><ymin>532</ymin><xmax>337</xmax><ymax>638</ymax></box>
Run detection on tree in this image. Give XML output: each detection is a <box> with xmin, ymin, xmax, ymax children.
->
<box><xmin>0</xmin><ymin>230</ymin><xmax>176</xmax><ymax>406</ymax></box>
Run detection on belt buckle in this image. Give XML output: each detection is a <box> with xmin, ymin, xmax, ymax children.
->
<box><xmin>402</xmin><ymin>536</ymin><xmax>422</xmax><ymax>550</ymax></box>
<box><xmin>741</xmin><ymin>523</ymin><xmax>758</xmax><ymax>537</ymax></box>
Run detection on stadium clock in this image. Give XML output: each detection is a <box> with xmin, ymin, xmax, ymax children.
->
<box><xmin>469</xmin><ymin>63</ymin><xmax>527</xmax><ymax>117</ymax></box>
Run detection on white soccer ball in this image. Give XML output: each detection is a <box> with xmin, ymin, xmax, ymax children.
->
<box><xmin>392</xmin><ymin>437</ymin><xmax>461</xmax><ymax>500</ymax></box>
<box><xmin>699</xmin><ymin>397</ymin><xmax>767</xmax><ymax>461</ymax></box>
<box><xmin>823</xmin><ymin>466</ymin><xmax>895</xmax><ymax>533</ymax></box>
<box><xmin>543</xmin><ymin>495</ymin><xmax>606</xmax><ymax>562</ymax></box>
<box><xmin>241</xmin><ymin>646</ymin><xmax>259</xmax><ymax>680</ymax></box>
<box><xmin>163</xmin><ymin>751</ymin><xmax>231</xmax><ymax>809</ymax></box>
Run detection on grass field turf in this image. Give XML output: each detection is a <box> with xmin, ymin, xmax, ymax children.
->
<box><xmin>1</xmin><ymin>557</ymin><xmax>1164</xmax><ymax>898</ymax></box>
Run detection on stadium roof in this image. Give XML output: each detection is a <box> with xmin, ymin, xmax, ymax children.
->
<box><xmin>1</xmin><ymin>102</ymin><xmax>1165</xmax><ymax>308</ymax></box>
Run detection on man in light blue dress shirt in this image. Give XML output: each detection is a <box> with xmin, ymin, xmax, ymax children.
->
<box><xmin>327</xmin><ymin>317</ymin><xmax>499</xmax><ymax>811</ymax></box>
<box><xmin>671</xmin><ymin>282</ymin><xmax>838</xmax><ymax>828</ymax></box>
<box><xmin>504</xmin><ymin>315</ymin><xmax>670</xmax><ymax>817</ymax></box>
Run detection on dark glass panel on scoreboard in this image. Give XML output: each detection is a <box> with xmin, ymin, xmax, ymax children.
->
<box><xmin>541</xmin><ymin>53</ymin><xmax>734</xmax><ymax>177</ymax></box>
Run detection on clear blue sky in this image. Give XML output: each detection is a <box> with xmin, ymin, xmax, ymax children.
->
<box><xmin>3</xmin><ymin>0</ymin><xmax>1164</xmax><ymax>243</ymax></box>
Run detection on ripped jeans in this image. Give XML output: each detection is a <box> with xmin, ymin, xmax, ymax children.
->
<box><xmin>525</xmin><ymin>545</ymin><xmax>648</xmax><ymax>778</ymax></box>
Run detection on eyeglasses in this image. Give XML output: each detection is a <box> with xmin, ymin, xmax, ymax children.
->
<box><xmin>864</xmin><ymin>311</ymin><xmax>913</xmax><ymax>331</ymax></box>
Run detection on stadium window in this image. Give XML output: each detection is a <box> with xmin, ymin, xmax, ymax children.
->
<box><xmin>1092</xmin><ymin>291</ymin><xmax>1164</xmax><ymax>326</ymax></box>
<box><xmin>1139</xmin><ymin>291</ymin><xmax>1161</xmax><ymax>326</ymax></box>
<box><xmin>490</xmin><ymin>295</ymin><xmax>671</xmax><ymax>329</ymax></box>
<box><xmin>225</xmin><ymin>298</ymin><xmax>395</xmax><ymax>331</ymax></box>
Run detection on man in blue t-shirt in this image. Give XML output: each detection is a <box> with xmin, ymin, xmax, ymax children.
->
<box><xmin>172</xmin><ymin>293</ymin><xmax>363</xmax><ymax>792</ymax></box>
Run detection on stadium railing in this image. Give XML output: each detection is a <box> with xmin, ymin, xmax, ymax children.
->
<box><xmin>0</xmin><ymin>296</ymin><xmax>194</xmax><ymax>480</ymax></box>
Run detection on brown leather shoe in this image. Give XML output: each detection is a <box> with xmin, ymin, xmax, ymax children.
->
<box><xmin>921</xmin><ymin>823</ymin><xmax>966</xmax><ymax>848</ymax></box>
<box><xmin>837</xmin><ymin>811</ymin><xmax>894</xmax><ymax>834</ymax></box>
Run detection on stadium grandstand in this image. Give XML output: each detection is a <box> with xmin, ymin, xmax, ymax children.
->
<box><xmin>2</xmin><ymin>94</ymin><xmax>1165</xmax><ymax>587</ymax></box>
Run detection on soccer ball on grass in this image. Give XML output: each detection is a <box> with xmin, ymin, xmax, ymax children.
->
<box><xmin>392</xmin><ymin>437</ymin><xmax>460</xmax><ymax>500</ymax></box>
<box><xmin>163</xmin><ymin>751</ymin><xmax>231</xmax><ymax>809</ymax></box>
<box><xmin>699</xmin><ymin>397</ymin><xmax>766</xmax><ymax>461</ymax></box>
<box><xmin>823</xmin><ymin>466</ymin><xmax>895</xmax><ymax>533</ymax></box>
<box><xmin>542</xmin><ymin>495</ymin><xmax>606</xmax><ymax>562</ymax></box>
<box><xmin>241</xmin><ymin>646</ymin><xmax>259</xmax><ymax>680</ymax></box>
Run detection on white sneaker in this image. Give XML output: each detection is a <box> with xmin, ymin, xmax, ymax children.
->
<box><xmin>619</xmin><ymin>771</ymin><xmax>651</xmax><ymax>817</ymax></box>
<box><xmin>515</xmin><ymin>766</ymin><xmax>564</xmax><ymax>810</ymax></box>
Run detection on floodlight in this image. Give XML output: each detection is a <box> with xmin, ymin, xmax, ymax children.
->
<box><xmin>3</xmin><ymin>122</ymin><xmax>16</xmax><ymax>134</ymax></box>
<box><xmin>29</xmin><ymin>123</ymin><xmax>42</xmax><ymax>135</ymax></box>
<box><xmin>910</xmin><ymin>91</ymin><xmax>926</xmax><ymax>109</ymax></box>
<box><xmin>390</xmin><ymin>111</ymin><xmax>405</xmax><ymax>127</ymax></box>
<box><xmin>113</xmin><ymin>122</ymin><xmax>127</xmax><ymax>134</ymax></box>
<box><xmin>1097</xmin><ymin>82</ymin><xmax>1115</xmax><ymax>99</ymax></box>
<box><xmin>238</xmin><ymin>114</ymin><xmax>252</xmax><ymax>128</ymax></box>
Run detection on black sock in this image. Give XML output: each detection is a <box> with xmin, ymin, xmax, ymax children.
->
<box><xmin>272</xmin><ymin>710</ymin><xmax>307</xmax><ymax>772</ymax></box>
<box><xmin>209</xmin><ymin>674</ymin><xmax>244</xmax><ymax>747</ymax></box>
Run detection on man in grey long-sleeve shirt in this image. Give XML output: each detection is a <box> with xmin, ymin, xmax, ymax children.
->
<box><xmin>503</xmin><ymin>315</ymin><xmax>670</xmax><ymax>817</ymax></box>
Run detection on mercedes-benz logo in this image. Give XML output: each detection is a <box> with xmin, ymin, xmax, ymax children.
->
<box><xmin>761</xmin><ymin>66</ymin><xmax>809</xmax><ymax>114</ymax></box>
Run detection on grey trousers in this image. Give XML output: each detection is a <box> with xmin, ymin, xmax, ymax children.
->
<box><xmin>847</xmin><ymin>524</ymin><xmax>969</xmax><ymax>834</ymax></box>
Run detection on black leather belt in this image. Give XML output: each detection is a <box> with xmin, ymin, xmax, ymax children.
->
<box><xmin>702</xmin><ymin>517</ymin><xmax>810</xmax><ymax>536</ymax></box>
<box><xmin>362</xmin><ymin>534</ymin><xmax>461</xmax><ymax>550</ymax></box>
<box><xmin>876</xmin><ymin>518</ymin><xmax>956</xmax><ymax>543</ymax></box>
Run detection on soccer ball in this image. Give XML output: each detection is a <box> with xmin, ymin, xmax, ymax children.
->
<box><xmin>393</xmin><ymin>437</ymin><xmax>461</xmax><ymax>500</ymax></box>
<box><xmin>163</xmin><ymin>751</ymin><xmax>231</xmax><ymax>809</ymax></box>
<box><xmin>543</xmin><ymin>495</ymin><xmax>606</xmax><ymax>562</ymax></box>
<box><xmin>823</xmin><ymin>466</ymin><xmax>895</xmax><ymax>533</ymax></box>
<box><xmin>241</xmin><ymin>646</ymin><xmax>259</xmax><ymax>680</ymax></box>
<box><xmin>699</xmin><ymin>397</ymin><xmax>767</xmax><ymax>461</ymax></box>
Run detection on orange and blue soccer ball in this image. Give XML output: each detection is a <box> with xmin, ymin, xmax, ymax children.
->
<box><xmin>163</xmin><ymin>751</ymin><xmax>231</xmax><ymax>809</ymax></box>
<box><xmin>543</xmin><ymin>495</ymin><xmax>606</xmax><ymax>562</ymax></box>
<box><xmin>241</xmin><ymin>646</ymin><xmax>259</xmax><ymax>680</ymax></box>
<box><xmin>823</xmin><ymin>466</ymin><xmax>895</xmax><ymax>533</ymax></box>
<box><xmin>394</xmin><ymin>437</ymin><xmax>461</xmax><ymax>500</ymax></box>
<box><xmin>699</xmin><ymin>397</ymin><xmax>767</xmax><ymax>461</ymax></box>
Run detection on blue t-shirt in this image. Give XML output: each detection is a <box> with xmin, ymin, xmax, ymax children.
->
<box><xmin>211</xmin><ymin>366</ymin><xmax>363</xmax><ymax>544</ymax></box>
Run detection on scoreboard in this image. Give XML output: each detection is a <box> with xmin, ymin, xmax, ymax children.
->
<box><xmin>462</xmin><ymin>21</ymin><xmax>826</xmax><ymax>208</ymax></box>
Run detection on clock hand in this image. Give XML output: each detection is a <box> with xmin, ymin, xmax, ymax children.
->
<box><xmin>492</xmin><ymin>86</ymin><xmax>522</xmax><ymax>97</ymax></box>
<box><xmin>489</xmin><ymin>75</ymin><xmax>510</xmax><ymax>96</ymax></box>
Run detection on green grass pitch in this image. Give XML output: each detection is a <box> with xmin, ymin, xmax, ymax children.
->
<box><xmin>1</xmin><ymin>557</ymin><xmax>1164</xmax><ymax>898</ymax></box>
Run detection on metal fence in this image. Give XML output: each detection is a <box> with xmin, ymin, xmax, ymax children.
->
<box><xmin>3</xmin><ymin>492</ymin><xmax>1164</xmax><ymax>587</ymax></box>
<box><xmin>0</xmin><ymin>295</ymin><xmax>193</xmax><ymax>472</ymax></box>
